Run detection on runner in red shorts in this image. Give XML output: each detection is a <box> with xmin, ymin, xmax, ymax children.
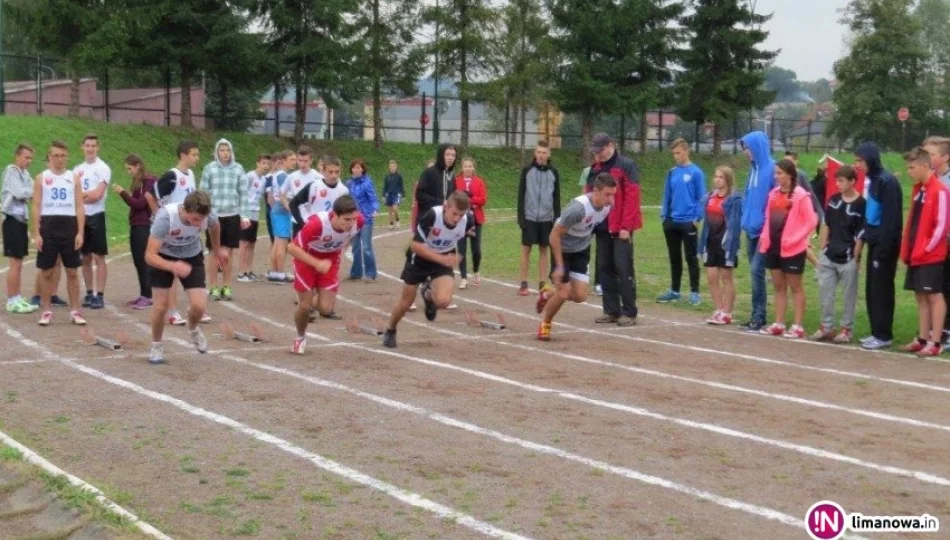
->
<box><xmin>287</xmin><ymin>194</ymin><xmax>363</xmax><ymax>354</ymax></box>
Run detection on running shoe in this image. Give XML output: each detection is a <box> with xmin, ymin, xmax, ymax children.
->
<box><xmin>459</xmin><ymin>279</ymin><xmax>468</xmax><ymax>290</ymax></box>
<box><xmin>382</xmin><ymin>329</ymin><xmax>397</xmax><ymax>348</ymax></box>
<box><xmin>759</xmin><ymin>323</ymin><xmax>786</xmax><ymax>336</ymax></box>
<box><xmin>51</xmin><ymin>295</ymin><xmax>68</xmax><ymax>307</ymax></box>
<box><xmin>861</xmin><ymin>337</ymin><xmax>892</xmax><ymax>350</ymax></box>
<box><xmin>902</xmin><ymin>339</ymin><xmax>926</xmax><ymax>353</ymax></box>
<box><xmin>7</xmin><ymin>299</ymin><xmax>38</xmax><ymax>314</ymax></box>
<box><xmin>266</xmin><ymin>273</ymin><xmax>284</xmax><ymax>283</ymax></box>
<box><xmin>248</xmin><ymin>272</ymin><xmax>261</xmax><ymax>281</ymax></box>
<box><xmin>833</xmin><ymin>328</ymin><xmax>853</xmax><ymax>344</ymax></box>
<box><xmin>208</xmin><ymin>287</ymin><xmax>222</xmax><ymax>301</ymax></box>
<box><xmin>594</xmin><ymin>285</ymin><xmax>603</xmax><ymax>296</ymax></box>
<box><xmin>656</xmin><ymin>290</ymin><xmax>680</xmax><ymax>303</ymax></box>
<box><xmin>237</xmin><ymin>273</ymin><xmax>254</xmax><ymax>283</ymax></box>
<box><xmin>29</xmin><ymin>295</ymin><xmax>40</xmax><ymax>307</ymax></box>
<box><xmin>133</xmin><ymin>297</ymin><xmax>153</xmax><ymax>310</ymax></box>
<box><xmin>168</xmin><ymin>311</ymin><xmax>187</xmax><ymax>326</ymax></box>
<box><xmin>472</xmin><ymin>274</ymin><xmax>481</xmax><ymax>286</ymax></box>
<box><xmin>70</xmin><ymin>311</ymin><xmax>87</xmax><ymax>326</ymax></box>
<box><xmin>810</xmin><ymin>325</ymin><xmax>836</xmax><ymax>342</ymax></box>
<box><xmin>918</xmin><ymin>343</ymin><xmax>943</xmax><ymax>357</ymax></box>
<box><xmin>190</xmin><ymin>328</ymin><xmax>208</xmax><ymax>354</ymax></box>
<box><xmin>200</xmin><ymin>313</ymin><xmax>212</xmax><ymax>324</ymax></box>
<box><xmin>90</xmin><ymin>295</ymin><xmax>105</xmax><ymax>310</ymax></box>
<box><xmin>688</xmin><ymin>292</ymin><xmax>701</xmax><ymax>306</ymax></box>
<box><xmin>616</xmin><ymin>316</ymin><xmax>637</xmax><ymax>327</ymax></box>
<box><xmin>38</xmin><ymin>311</ymin><xmax>52</xmax><ymax>326</ymax></box>
<box><xmin>783</xmin><ymin>325</ymin><xmax>805</xmax><ymax>339</ymax></box>
<box><xmin>537</xmin><ymin>322</ymin><xmax>552</xmax><ymax>342</ymax></box>
<box><xmin>149</xmin><ymin>343</ymin><xmax>164</xmax><ymax>365</ymax></box>
<box><xmin>320</xmin><ymin>311</ymin><xmax>343</xmax><ymax>321</ymax></box>
<box><xmin>536</xmin><ymin>284</ymin><xmax>554</xmax><ymax>314</ymax></box>
<box><xmin>705</xmin><ymin>311</ymin><xmax>723</xmax><ymax>325</ymax></box>
<box><xmin>717</xmin><ymin>313</ymin><xmax>733</xmax><ymax>325</ymax></box>
<box><xmin>594</xmin><ymin>314</ymin><xmax>618</xmax><ymax>324</ymax></box>
<box><xmin>738</xmin><ymin>320</ymin><xmax>765</xmax><ymax>333</ymax></box>
<box><xmin>126</xmin><ymin>296</ymin><xmax>143</xmax><ymax>307</ymax></box>
<box><xmin>408</xmin><ymin>303</ymin><xmax>417</xmax><ymax>312</ymax></box>
<box><xmin>518</xmin><ymin>282</ymin><xmax>529</xmax><ymax>296</ymax></box>
<box><xmin>221</xmin><ymin>286</ymin><xmax>233</xmax><ymax>301</ymax></box>
<box><xmin>82</xmin><ymin>293</ymin><xmax>94</xmax><ymax>308</ymax></box>
<box><xmin>422</xmin><ymin>282</ymin><xmax>437</xmax><ymax>322</ymax></box>
<box><xmin>292</xmin><ymin>336</ymin><xmax>307</xmax><ymax>355</ymax></box>
<box><xmin>859</xmin><ymin>335</ymin><xmax>876</xmax><ymax>345</ymax></box>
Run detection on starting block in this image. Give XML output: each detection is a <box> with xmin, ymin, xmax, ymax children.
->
<box><xmin>220</xmin><ymin>322</ymin><xmax>264</xmax><ymax>343</ymax></box>
<box><xmin>346</xmin><ymin>316</ymin><xmax>385</xmax><ymax>336</ymax></box>
<box><xmin>465</xmin><ymin>312</ymin><xmax>506</xmax><ymax>330</ymax></box>
<box><xmin>80</xmin><ymin>328</ymin><xmax>130</xmax><ymax>351</ymax></box>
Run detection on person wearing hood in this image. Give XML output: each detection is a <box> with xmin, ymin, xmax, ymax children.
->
<box><xmin>517</xmin><ymin>140</ymin><xmax>562</xmax><ymax>295</ymax></box>
<box><xmin>199</xmin><ymin>139</ymin><xmax>251</xmax><ymax>302</ymax></box>
<box><xmin>415</xmin><ymin>143</ymin><xmax>457</xmax><ymax>221</ymax></box>
<box><xmin>737</xmin><ymin>131</ymin><xmax>776</xmax><ymax>333</ymax></box>
<box><xmin>855</xmin><ymin>141</ymin><xmax>903</xmax><ymax>350</ymax></box>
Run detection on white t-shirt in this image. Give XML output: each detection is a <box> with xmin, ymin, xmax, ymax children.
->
<box><xmin>74</xmin><ymin>158</ymin><xmax>111</xmax><ymax>216</ymax></box>
<box><xmin>283</xmin><ymin>169</ymin><xmax>322</xmax><ymax>223</ymax></box>
<box><xmin>245</xmin><ymin>171</ymin><xmax>267</xmax><ymax>213</ymax></box>
<box><xmin>308</xmin><ymin>178</ymin><xmax>350</xmax><ymax>215</ymax></box>
<box><xmin>40</xmin><ymin>169</ymin><xmax>77</xmax><ymax>217</ymax></box>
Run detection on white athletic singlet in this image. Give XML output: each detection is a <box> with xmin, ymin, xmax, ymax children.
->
<box><xmin>565</xmin><ymin>194</ymin><xmax>611</xmax><ymax>238</ymax></box>
<box><xmin>419</xmin><ymin>206</ymin><xmax>469</xmax><ymax>254</ymax></box>
<box><xmin>308</xmin><ymin>178</ymin><xmax>349</xmax><ymax>214</ymax></box>
<box><xmin>156</xmin><ymin>168</ymin><xmax>196</xmax><ymax>207</ymax></box>
<box><xmin>163</xmin><ymin>202</ymin><xmax>210</xmax><ymax>248</ymax></box>
<box><xmin>302</xmin><ymin>211</ymin><xmax>361</xmax><ymax>254</ymax></box>
<box><xmin>39</xmin><ymin>169</ymin><xmax>77</xmax><ymax>217</ymax></box>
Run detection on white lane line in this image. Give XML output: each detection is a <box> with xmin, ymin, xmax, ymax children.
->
<box><xmin>0</xmin><ymin>359</ymin><xmax>51</xmax><ymax>366</ymax></box>
<box><xmin>0</xmin><ymin>321</ymin><xmax>529</xmax><ymax>540</ymax></box>
<box><xmin>216</xmin><ymin>301</ymin><xmax>950</xmax><ymax>488</ymax></box>
<box><xmin>0</xmin><ymin>429</ymin><xmax>170</xmax><ymax>540</ymax></box>
<box><xmin>111</xmin><ymin>304</ymin><xmax>865</xmax><ymax>532</ymax></box>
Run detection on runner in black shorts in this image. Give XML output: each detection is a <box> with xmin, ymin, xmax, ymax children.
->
<box><xmin>74</xmin><ymin>134</ymin><xmax>111</xmax><ymax>310</ymax></box>
<box><xmin>146</xmin><ymin>191</ymin><xmax>224</xmax><ymax>365</ymax></box>
<box><xmin>383</xmin><ymin>191</ymin><xmax>474</xmax><ymax>348</ymax></box>
<box><xmin>536</xmin><ymin>173</ymin><xmax>617</xmax><ymax>341</ymax></box>
<box><xmin>2</xmin><ymin>144</ymin><xmax>38</xmax><ymax>315</ymax></box>
<box><xmin>33</xmin><ymin>140</ymin><xmax>87</xmax><ymax>327</ymax></box>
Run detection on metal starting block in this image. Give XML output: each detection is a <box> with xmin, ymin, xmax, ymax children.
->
<box><xmin>465</xmin><ymin>312</ymin><xmax>507</xmax><ymax>330</ymax></box>
<box><xmin>220</xmin><ymin>322</ymin><xmax>264</xmax><ymax>343</ymax></box>
<box><xmin>80</xmin><ymin>328</ymin><xmax>130</xmax><ymax>351</ymax></box>
<box><xmin>346</xmin><ymin>316</ymin><xmax>385</xmax><ymax>336</ymax></box>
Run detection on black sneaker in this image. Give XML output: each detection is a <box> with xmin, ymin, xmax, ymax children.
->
<box><xmin>82</xmin><ymin>294</ymin><xmax>93</xmax><ymax>308</ymax></box>
<box><xmin>383</xmin><ymin>328</ymin><xmax>397</xmax><ymax>348</ymax></box>
<box><xmin>320</xmin><ymin>311</ymin><xmax>343</xmax><ymax>321</ymax></box>
<box><xmin>942</xmin><ymin>330</ymin><xmax>950</xmax><ymax>346</ymax></box>
<box><xmin>51</xmin><ymin>295</ymin><xmax>68</xmax><ymax>307</ymax></box>
<box><xmin>738</xmin><ymin>320</ymin><xmax>764</xmax><ymax>333</ymax></box>
<box><xmin>422</xmin><ymin>283</ymin><xmax>437</xmax><ymax>322</ymax></box>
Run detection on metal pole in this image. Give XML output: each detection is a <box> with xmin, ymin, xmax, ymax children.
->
<box><xmin>768</xmin><ymin>116</ymin><xmax>775</xmax><ymax>152</ymax></box>
<box><xmin>164</xmin><ymin>68</ymin><xmax>171</xmax><ymax>127</ymax></box>
<box><xmin>274</xmin><ymin>82</ymin><xmax>280</xmax><ymax>137</ymax></box>
<box><xmin>619</xmin><ymin>114</ymin><xmax>626</xmax><ymax>152</ymax></box>
<box><xmin>36</xmin><ymin>54</ymin><xmax>42</xmax><ymax>116</ymax></box>
<box><xmin>421</xmin><ymin>92</ymin><xmax>426</xmax><ymax>144</ymax></box>
<box><xmin>805</xmin><ymin>119</ymin><xmax>812</xmax><ymax>153</ymax></box>
<box><xmin>694</xmin><ymin>122</ymin><xmax>700</xmax><ymax>153</ymax></box>
<box><xmin>733</xmin><ymin>118</ymin><xmax>738</xmax><ymax>154</ymax></box>
<box><xmin>433</xmin><ymin>0</ymin><xmax>440</xmax><ymax>145</ymax></box>
<box><xmin>0</xmin><ymin>0</ymin><xmax>6</xmax><ymax>115</ymax></box>
<box><xmin>658</xmin><ymin>111</ymin><xmax>664</xmax><ymax>151</ymax></box>
<box><xmin>103</xmin><ymin>68</ymin><xmax>110</xmax><ymax>122</ymax></box>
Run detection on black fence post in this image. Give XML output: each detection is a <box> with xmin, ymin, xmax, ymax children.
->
<box><xmin>36</xmin><ymin>54</ymin><xmax>43</xmax><ymax>116</ymax></box>
<box><xmin>103</xmin><ymin>68</ymin><xmax>110</xmax><ymax>123</ymax></box>
<box><xmin>164</xmin><ymin>68</ymin><xmax>171</xmax><ymax>127</ymax></box>
<box><xmin>805</xmin><ymin>119</ymin><xmax>812</xmax><ymax>153</ymax></box>
<box><xmin>769</xmin><ymin>116</ymin><xmax>776</xmax><ymax>152</ymax></box>
<box><xmin>619</xmin><ymin>114</ymin><xmax>626</xmax><ymax>152</ymax></box>
<box><xmin>694</xmin><ymin>122</ymin><xmax>700</xmax><ymax>153</ymax></box>
<box><xmin>733</xmin><ymin>118</ymin><xmax>739</xmax><ymax>154</ymax></box>
<box><xmin>658</xmin><ymin>111</ymin><xmax>664</xmax><ymax>151</ymax></box>
<box><xmin>421</xmin><ymin>92</ymin><xmax>427</xmax><ymax>145</ymax></box>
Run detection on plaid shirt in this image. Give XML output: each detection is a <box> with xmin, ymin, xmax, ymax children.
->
<box><xmin>200</xmin><ymin>160</ymin><xmax>250</xmax><ymax>219</ymax></box>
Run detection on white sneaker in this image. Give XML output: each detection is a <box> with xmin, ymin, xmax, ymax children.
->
<box><xmin>409</xmin><ymin>303</ymin><xmax>417</xmax><ymax>312</ymax></box>
<box><xmin>237</xmin><ymin>273</ymin><xmax>254</xmax><ymax>283</ymax></box>
<box><xmin>38</xmin><ymin>311</ymin><xmax>52</xmax><ymax>326</ymax></box>
<box><xmin>149</xmin><ymin>343</ymin><xmax>164</xmax><ymax>365</ymax></box>
<box><xmin>200</xmin><ymin>313</ymin><xmax>212</xmax><ymax>324</ymax></box>
<box><xmin>293</xmin><ymin>337</ymin><xmax>307</xmax><ymax>355</ymax></box>
<box><xmin>190</xmin><ymin>328</ymin><xmax>208</xmax><ymax>354</ymax></box>
<box><xmin>446</xmin><ymin>303</ymin><xmax>458</xmax><ymax>310</ymax></box>
<box><xmin>458</xmin><ymin>279</ymin><xmax>468</xmax><ymax>290</ymax></box>
<box><xmin>70</xmin><ymin>311</ymin><xmax>87</xmax><ymax>326</ymax></box>
<box><xmin>594</xmin><ymin>285</ymin><xmax>603</xmax><ymax>296</ymax></box>
<box><xmin>168</xmin><ymin>312</ymin><xmax>187</xmax><ymax>326</ymax></box>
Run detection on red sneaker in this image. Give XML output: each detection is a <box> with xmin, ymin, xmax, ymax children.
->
<box><xmin>902</xmin><ymin>340</ymin><xmax>925</xmax><ymax>353</ymax></box>
<box><xmin>918</xmin><ymin>343</ymin><xmax>942</xmax><ymax>357</ymax></box>
<box><xmin>783</xmin><ymin>325</ymin><xmax>805</xmax><ymax>340</ymax></box>
<box><xmin>518</xmin><ymin>282</ymin><xmax>530</xmax><ymax>297</ymax></box>
<box><xmin>537</xmin><ymin>322</ymin><xmax>552</xmax><ymax>342</ymax></box>
<box><xmin>536</xmin><ymin>285</ymin><xmax>554</xmax><ymax>314</ymax></box>
<box><xmin>759</xmin><ymin>323</ymin><xmax>785</xmax><ymax>336</ymax></box>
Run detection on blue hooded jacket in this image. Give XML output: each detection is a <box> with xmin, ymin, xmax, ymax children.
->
<box><xmin>740</xmin><ymin>131</ymin><xmax>776</xmax><ymax>238</ymax></box>
<box><xmin>856</xmin><ymin>142</ymin><xmax>903</xmax><ymax>246</ymax></box>
<box><xmin>346</xmin><ymin>173</ymin><xmax>380</xmax><ymax>225</ymax></box>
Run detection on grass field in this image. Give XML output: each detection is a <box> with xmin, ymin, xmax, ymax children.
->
<box><xmin>0</xmin><ymin>115</ymin><xmax>922</xmax><ymax>345</ymax></box>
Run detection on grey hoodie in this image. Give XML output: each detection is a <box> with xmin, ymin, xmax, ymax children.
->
<box><xmin>200</xmin><ymin>138</ymin><xmax>250</xmax><ymax>218</ymax></box>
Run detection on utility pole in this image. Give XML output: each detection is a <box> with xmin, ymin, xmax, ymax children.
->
<box><xmin>432</xmin><ymin>0</ymin><xmax>441</xmax><ymax>145</ymax></box>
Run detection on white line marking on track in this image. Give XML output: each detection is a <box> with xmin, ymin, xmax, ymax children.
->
<box><xmin>215</xmin><ymin>301</ymin><xmax>950</xmax><ymax>487</ymax></box>
<box><xmin>360</xmin><ymin>271</ymin><xmax>950</xmax><ymax>432</ymax></box>
<box><xmin>0</xmin><ymin>359</ymin><xmax>50</xmax><ymax>365</ymax></box>
<box><xmin>0</xmin><ymin>321</ymin><xmax>530</xmax><ymax>540</ymax></box>
<box><xmin>0</xmin><ymin>427</ymin><xmax>171</xmax><ymax>539</ymax></box>
<box><xmin>110</xmin><ymin>305</ymin><xmax>871</xmax><ymax>532</ymax></box>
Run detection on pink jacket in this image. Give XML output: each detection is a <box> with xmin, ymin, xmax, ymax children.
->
<box><xmin>758</xmin><ymin>185</ymin><xmax>818</xmax><ymax>257</ymax></box>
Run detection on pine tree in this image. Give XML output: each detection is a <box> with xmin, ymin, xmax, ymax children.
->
<box><xmin>675</xmin><ymin>0</ymin><xmax>776</xmax><ymax>154</ymax></box>
<box><xmin>830</xmin><ymin>0</ymin><xmax>927</xmax><ymax>149</ymax></box>
<box><xmin>253</xmin><ymin>0</ymin><xmax>358</xmax><ymax>141</ymax></box>
<box><xmin>550</xmin><ymin>0</ymin><xmax>682</xmax><ymax>159</ymax></box>
<box><xmin>353</xmin><ymin>0</ymin><xmax>426</xmax><ymax>148</ymax></box>
<box><xmin>424</xmin><ymin>0</ymin><xmax>499</xmax><ymax>148</ymax></box>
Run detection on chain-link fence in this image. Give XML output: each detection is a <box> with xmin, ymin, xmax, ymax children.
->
<box><xmin>2</xmin><ymin>53</ymin><xmax>849</xmax><ymax>154</ymax></box>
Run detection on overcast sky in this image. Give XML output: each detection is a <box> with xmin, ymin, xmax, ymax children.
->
<box><xmin>757</xmin><ymin>0</ymin><xmax>850</xmax><ymax>81</ymax></box>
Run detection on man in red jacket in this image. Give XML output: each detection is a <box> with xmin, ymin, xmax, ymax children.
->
<box><xmin>900</xmin><ymin>147</ymin><xmax>950</xmax><ymax>357</ymax></box>
<box><xmin>585</xmin><ymin>132</ymin><xmax>642</xmax><ymax>326</ymax></box>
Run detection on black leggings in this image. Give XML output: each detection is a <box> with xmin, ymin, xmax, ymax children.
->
<box><xmin>130</xmin><ymin>224</ymin><xmax>152</xmax><ymax>299</ymax></box>
<box><xmin>663</xmin><ymin>220</ymin><xmax>700</xmax><ymax>293</ymax></box>
<box><xmin>458</xmin><ymin>223</ymin><xmax>482</xmax><ymax>278</ymax></box>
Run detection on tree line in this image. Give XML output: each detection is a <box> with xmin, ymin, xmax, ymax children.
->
<box><xmin>5</xmin><ymin>0</ymin><xmax>787</xmax><ymax>156</ymax></box>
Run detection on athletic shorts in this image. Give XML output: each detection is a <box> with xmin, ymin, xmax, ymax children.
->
<box><xmin>905</xmin><ymin>262</ymin><xmax>944</xmax><ymax>294</ymax></box>
<box><xmin>703</xmin><ymin>244</ymin><xmax>738</xmax><ymax>269</ymax></box>
<box><xmin>36</xmin><ymin>216</ymin><xmax>81</xmax><ymax>270</ymax></box>
<box><xmin>550</xmin><ymin>247</ymin><xmax>591</xmax><ymax>284</ymax></box>
<box><xmin>764</xmin><ymin>250</ymin><xmax>806</xmax><ymax>275</ymax></box>
<box><xmin>148</xmin><ymin>253</ymin><xmax>206</xmax><ymax>290</ymax></box>
<box><xmin>81</xmin><ymin>212</ymin><xmax>108</xmax><ymax>256</ymax></box>
<box><xmin>207</xmin><ymin>215</ymin><xmax>241</xmax><ymax>250</ymax></box>
<box><xmin>293</xmin><ymin>253</ymin><xmax>341</xmax><ymax>293</ymax></box>
<box><xmin>385</xmin><ymin>193</ymin><xmax>402</xmax><ymax>207</ymax></box>
<box><xmin>271</xmin><ymin>211</ymin><xmax>292</xmax><ymax>240</ymax></box>
<box><xmin>2</xmin><ymin>215</ymin><xmax>28</xmax><ymax>258</ymax></box>
<box><xmin>400</xmin><ymin>252</ymin><xmax>454</xmax><ymax>286</ymax></box>
<box><xmin>521</xmin><ymin>220</ymin><xmax>554</xmax><ymax>247</ymax></box>
<box><xmin>240</xmin><ymin>220</ymin><xmax>260</xmax><ymax>243</ymax></box>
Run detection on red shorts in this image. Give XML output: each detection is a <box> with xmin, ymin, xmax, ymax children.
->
<box><xmin>293</xmin><ymin>253</ymin><xmax>341</xmax><ymax>293</ymax></box>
